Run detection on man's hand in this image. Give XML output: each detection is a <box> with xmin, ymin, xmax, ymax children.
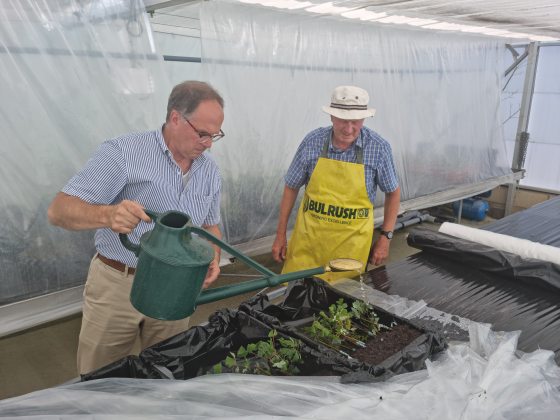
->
<box><xmin>202</xmin><ymin>259</ymin><xmax>220</xmax><ymax>289</ymax></box>
<box><xmin>369</xmin><ymin>236</ymin><xmax>390</xmax><ymax>266</ymax></box>
<box><xmin>47</xmin><ymin>193</ymin><xmax>152</xmax><ymax>232</ymax></box>
<box><xmin>272</xmin><ymin>232</ymin><xmax>288</xmax><ymax>263</ymax></box>
<box><xmin>107</xmin><ymin>200</ymin><xmax>153</xmax><ymax>234</ymax></box>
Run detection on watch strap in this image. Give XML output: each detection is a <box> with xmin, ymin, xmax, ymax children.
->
<box><xmin>380</xmin><ymin>230</ymin><xmax>393</xmax><ymax>239</ymax></box>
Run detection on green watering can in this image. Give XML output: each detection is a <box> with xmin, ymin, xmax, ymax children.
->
<box><xmin>119</xmin><ymin>210</ymin><xmax>363</xmax><ymax>321</ymax></box>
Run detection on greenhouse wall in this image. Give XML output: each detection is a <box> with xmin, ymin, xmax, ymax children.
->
<box><xmin>0</xmin><ymin>0</ymin><xmax>550</xmax><ymax>329</ymax></box>
<box><xmin>0</xmin><ymin>1</ymin><xmax>171</xmax><ymax>307</ymax></box>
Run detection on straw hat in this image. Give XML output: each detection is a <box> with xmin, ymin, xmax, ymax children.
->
<box><xmin>322</xmin><ymin>85</ymin><xmax>376</xmax><ymax>120</ymax></box>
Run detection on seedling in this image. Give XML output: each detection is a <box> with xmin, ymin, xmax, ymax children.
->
<box><xmin>212</xmin><ymin>329</ymin><xmax>303</xmax><ymax>376</ymax></box>
<box><xmin>306</xmin><ymin>298</ymin><xmax>390</xmax><ymax>353</ymax></box>
<box><xmin>351</xmin><ymin>300</ymin><xmax>389</xmax><ymax>335</ymax></box>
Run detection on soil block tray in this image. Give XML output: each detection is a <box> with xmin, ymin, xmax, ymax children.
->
<box><xmin>239</xmin><ymin>277</ymin><xmax>447</xmax><ymax>382</ymax></box>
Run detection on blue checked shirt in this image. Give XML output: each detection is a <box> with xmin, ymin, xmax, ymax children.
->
<box><xmin>62</xmin><ymin>127</ymin><xmax>222</xmax><ymax>267</ymax></box>
<box><xmin>285</xmin><ymin>126</ymin><xmax>398</xmax><ymax>203</ymax></box>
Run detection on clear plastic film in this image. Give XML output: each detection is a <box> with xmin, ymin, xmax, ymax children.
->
<box><xmin>1</xmin><ymin>324</ymin><xmax>559</xmax><ymax>419</ymax></box>
<box><xmin>0</xmin><ymin>1</ymin><xmax>170</xmax><ymax>307</ymax></box>
<box><xmin>521</xmin><ymin>46</ymin><xmax>560</xmax><ymax>191</ymax></box>
<box><xmin>199</xmin><ymin>0</ymin><xmax>511</xmax><ymax>244</ymax></box>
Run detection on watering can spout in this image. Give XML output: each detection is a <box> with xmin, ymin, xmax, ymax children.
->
<box><xmin>196</xmin><ymin>267</ymin><xmax>326</xmax><ymax>306</ymax></box>
<box><xmin>120</xmin><ymin>209</ymin><xmax>360</xmax><ymax>321</ymax></box>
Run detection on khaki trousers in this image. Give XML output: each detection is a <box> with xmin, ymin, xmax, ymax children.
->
<box><xmin>77</xmin><ymin>255</ymin><xmax>190</xmax><ymax>375</ymax></box>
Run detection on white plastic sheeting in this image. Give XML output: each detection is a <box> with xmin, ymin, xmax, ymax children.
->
<box><xmin>201</xmin><ymin>1</ymin><xmax>511</xmax><ymax>244</ymax></box>
<box><xmin>0</xmin><ymin>0</ymin><xmax>519</xmax><ymax>327</ymax></box>
<box><xmin>227</xmin><ymin>0</ymin><xmax>560</xmax><ymax>41</ymax></box>
<box><xmin>522</xmin><ymin>46</ymin><xmax>560</xmax><ymax>191</ymax></box>
<box><xmin>0</xmin><ymin>0</ymin><xmax>170</xmax><ymax>306</ymax></box>
<box><xmin>501</xmin><ymin>44</ymin><xmax>560</xmax><ymax>193</ymax></box>
<box><xmin>1</xmin><ymin>323</ymin><xmax>559</xmax><ymax>418</ymax></box>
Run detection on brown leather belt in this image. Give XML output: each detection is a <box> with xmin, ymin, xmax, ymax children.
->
<box><xmin>97</xmin><ymin>254</ymin><xmax>136</xmax><ymax>275</ymax></box>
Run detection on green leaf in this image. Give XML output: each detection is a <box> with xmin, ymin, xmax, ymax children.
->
<box><xmin>272</xmin><ymin>360</ymin><xmax>287</xmax><ymax>370</ymax></box>
<box><xmin>224</xmin><ymin>355</ymin><xmax>236</xmax><ymax>368</ymax></box>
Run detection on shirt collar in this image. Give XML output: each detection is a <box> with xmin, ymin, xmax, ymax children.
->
<box><xmin>157</xmin><ymin>124</ymin><xmax>170</xmax><ymax>154</ymax></box>
<box><xmin>157</xmin><ymin>124</ymin><xmax>208</xmax><ymax>170</ymax></box>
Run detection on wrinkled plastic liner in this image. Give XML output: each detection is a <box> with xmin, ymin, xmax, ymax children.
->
<box><xmin>366</xmin><ymin>229</ymin><xmax>560</xmax><ymax>363</ymax></box>
<box><xmin>83</xmin><ymin>309</ymin><xmax>359</xmax><ymax>382</ymax></box>
<box><xmin>483</xmin><ymin>195</ymin><xmax>560</xmax><ymax>247</ymax></box>
<box><xmin>82</xmin><ymin>279</ymin><xmax>445</xmax><ymax>383</ymax></box>
<box><xmin>239</xmin><ymin>278</ymin><xmax>446</xmax><ymax>382</ymax></box>
<box><xmin>407</xmin><ymin>228</ymin><xmax>560</xmax><ymax>291</ymax></box>
<box><xmin>81</xmin><ymin>355</ymin><xmax>169</xmax><ymax>381</ymax></box>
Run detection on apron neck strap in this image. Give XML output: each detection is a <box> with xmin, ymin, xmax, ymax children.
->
<box><xmin>321</xmin><ymin>130</ymin><xmax>364</xmax><ymax>164</ymax></box>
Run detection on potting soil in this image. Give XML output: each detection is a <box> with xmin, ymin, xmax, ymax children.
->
<box><xmin>351</xmin><ymin>324</ymin><xmax>422</xmax><ymax>366</ymax></box>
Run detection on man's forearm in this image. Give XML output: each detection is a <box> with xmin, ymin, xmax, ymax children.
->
<box><xmin>276</xmin><ymin>185</ymin><xmax>299</xmax><ymax>235</ymax></box>
<box><xmin>47</xmin><ymin>192</ymin><xmax>112</xmax><ymax>231</ymax></box>
<box><xmin>381</xmin><ymin>186</ymin><xmax>401</xmax><ymax>231</ymax></box>
<box><xmin>203</xmin><ymin>224</ymin><xmax>222</xmax><ymax>262</ymax></box>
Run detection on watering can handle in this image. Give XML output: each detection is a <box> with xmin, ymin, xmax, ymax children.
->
<box><xmin>189</xmin><ymin>226</ymin><xmax>277</xmax><ymax>277</ymax></box>
<box><xmin>118</xmin><ymin>209</ymin><xmax>160</xmax><ymax>256</ymax></box>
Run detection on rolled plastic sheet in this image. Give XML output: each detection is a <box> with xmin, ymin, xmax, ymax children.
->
<box><xmin>2</xmin><ymin>324</ymin><xmax>559</xmax><ymax>419</ymax></box>
<box><xmin>407</xmin><ymin>228</ymin><xmax>560</xmax><ymax>291</ymax></box>
<box><xmin>439</xmin><ymin>222</ymin><xmax>560</xmax><ymax>266</ymax></box>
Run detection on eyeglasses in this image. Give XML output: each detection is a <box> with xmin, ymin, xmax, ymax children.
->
<box><xmin>182</xmin><ymin>115</ymin><xmax>225</xmax><ymax>143</ymax></box>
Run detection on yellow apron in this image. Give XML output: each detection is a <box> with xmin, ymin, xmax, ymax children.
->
<box><xmin>282</xmin><ymin>135</ymin><xmax>374</xmax><ymax>282</ymax></box>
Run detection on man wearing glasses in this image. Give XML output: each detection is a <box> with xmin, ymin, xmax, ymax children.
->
<box><xmin>48</xmin><ymin>81</ymin><xmax>225</xmax><ymax>375</ymax></box>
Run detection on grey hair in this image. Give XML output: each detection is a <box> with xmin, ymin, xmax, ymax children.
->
<box><xmin>166</xmin><ymin>81</ymin><xmax>224</xmax><ymax>121</ymax></box>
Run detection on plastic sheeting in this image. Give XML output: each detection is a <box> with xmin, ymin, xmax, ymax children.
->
<box><xmin>366</xmin><ymin>225</ymin><xmax>560</xmax><ymax>363</ymax></box>
<box><xmin>83</xmin><ymin>279</ymin><xmax>445</xmax><ymax>383</ymax></box>
<box><xmin>521</xmin><ymin>45</ymin><xmax>560</xmax><ymax>191</ymax></box>
<box><xmin>368</xmin><ymin>196</ymin><xmax>560</xmax><ymax>364</ymax></box>
<box><xmin>1</xmin><ymin>324</ymin><xmax>559</xmax><ymax>419</ymax></box>
<box><xmin>200</xmin><ymin>0</ymin><xmax>511</xmax><ymax>244</ymax></box>
<box><xmin>483</xmin><ymin>195</ymin><xmax>560</xmax><ymax>246</ymax></box>
<box><xmin>0</xmin><ymin>1</ymin><xmax>170</xmax><ymax>307</ymax></box>
<box><xmin>407</xmin><ymin>228</ymin><xmax>560</xmax><ymax>292</ymax></box>
<box><xmin>84</xmin><ymin>308</ymin><xmax>358</xmax><ymax>382</ymax></box>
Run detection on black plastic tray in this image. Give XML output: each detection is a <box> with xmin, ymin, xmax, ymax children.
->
<box><xmin>83</xmin><ymin>309</ymin><xmax>361</xmax><ymax>381</ymax></box>
<box><xmin>239</xmin><ymin>277</ymin><xmax>447</xmax><ymax>382</ymax></box>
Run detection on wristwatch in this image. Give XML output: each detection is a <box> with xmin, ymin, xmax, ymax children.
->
<box><xmin>380</xmin><ymin>230</ymin><xmax>394</xmax><ymax>240</ymax></box>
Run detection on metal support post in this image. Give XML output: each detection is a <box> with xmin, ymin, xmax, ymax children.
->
<box><xmin>505</xmin><ymin>42</ymin><xmax>540</xmax><ymax>216</ymax></box>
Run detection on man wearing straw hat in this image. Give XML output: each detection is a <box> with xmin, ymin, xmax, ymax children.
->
<box><xmin>272</xmin><ymin>85</ymin><xmax>400</xmax><ymax>281</ymax></box>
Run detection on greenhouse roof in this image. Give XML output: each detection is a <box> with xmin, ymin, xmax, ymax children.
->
<box><xmin>146</xmin><ymin>0</ymin><xmax>560</xmax><ymax>41</ymax></box>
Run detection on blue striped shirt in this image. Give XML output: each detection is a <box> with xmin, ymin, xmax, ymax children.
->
<box><xmin>62</xmin><ymin>127</ymin><xmax>221</xmax><ymax>267</ymax></box>
<box><xmin>285</xmin><ymin>126</ymin><xmax>399</xmax><ymax>203</ymax></box>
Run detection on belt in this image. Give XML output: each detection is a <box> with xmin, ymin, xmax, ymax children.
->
<box><xmin>97</xmin><ymin>254</ymin><xmax>136</xmax><ymax>275</ymax></box>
